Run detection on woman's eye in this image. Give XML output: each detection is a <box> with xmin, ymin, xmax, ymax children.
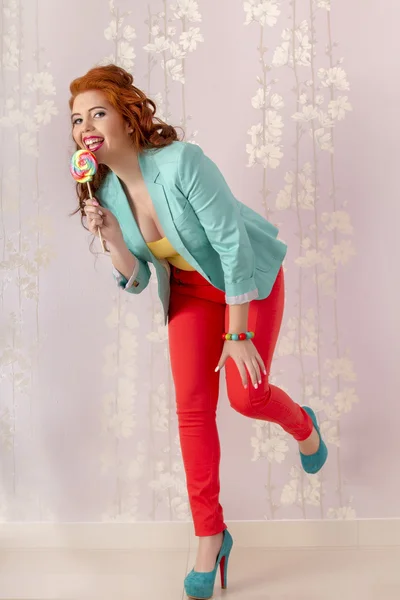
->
<box><xmin>72</xmin><ymin>111</ymin><xmax>105</xmax><ymax>125</ymax></box>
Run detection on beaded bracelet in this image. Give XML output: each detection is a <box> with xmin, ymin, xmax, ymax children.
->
<box><xmin>222</xmin><ymin>331</ymin><xmax>255</xmax><ymax>341</ymax></box>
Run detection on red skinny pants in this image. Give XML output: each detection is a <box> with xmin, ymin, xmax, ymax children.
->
<box><xmin>168</xmin><ymin>266</ymin><xmax>313</xmax><ymax>536</ymax></box>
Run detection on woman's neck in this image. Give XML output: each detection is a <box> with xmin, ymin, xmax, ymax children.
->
<box><xmin>105</xmin><ymin>144</ymin><xmax>142</xmax><ymax>188</ymax></box>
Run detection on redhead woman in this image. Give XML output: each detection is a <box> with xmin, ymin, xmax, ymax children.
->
<box><xmin>69</xmin><ymin>64</ymin><xmax>327</xmax><ymax>600</ymax></box>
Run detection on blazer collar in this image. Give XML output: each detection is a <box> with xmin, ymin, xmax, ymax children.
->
<box><xmin>102</xmin><ymin>148</ymin><xmax>203</xmax><ymax>276</ymax></box>
<box><xmin>138</xmin><ymin>148</ymin><xmax>160</xmax><ymax>183</ymax></box>
<box><xmin>104</xmin><ymin>149</ymin><xmax>186</xmax><ymax>260</ymax></box>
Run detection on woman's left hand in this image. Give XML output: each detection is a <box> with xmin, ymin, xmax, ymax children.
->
<box><xmin>215</xmin><ymin>340</ymin><xmax>267</xmax><ymax>389</ymax></box>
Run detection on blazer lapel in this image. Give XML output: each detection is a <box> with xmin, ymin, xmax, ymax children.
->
<box><xmin>138</xmin><ymin>150</ymin><xmax>205</xmax><ymax>275</ymax></box>
<box><xmin>102</xmin><ymin>149</ymin><xmax>206</xmax><ymax>279</ymax></box>
<box><xmin>138</xmin><ymin>150</ymin><xmax>185</xmax><ymax>250</ymax></box>
<box><xmin>106</xmin><ymin>173</ymin><xmax>152</xmax><ymax>263</ymax></box>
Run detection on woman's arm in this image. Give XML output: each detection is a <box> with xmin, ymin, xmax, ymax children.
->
<box><xmin>228</xmin><ymin>302</ymin><xmax>250</xmax><ymax>333</ymax></box>
<box><xmin>85</xmin><ymin>199</ymin><xmax>150</xmax><ymax>293</ymax></box>
<box><xmin>108</xmin><ymin>239</ymin><xmax>151</xmax><ymax>294</ymax></box>
<box><xmin>108</xmin><ymin>239</ymin><xmax>138</xmax><ymax>280</ymax></box>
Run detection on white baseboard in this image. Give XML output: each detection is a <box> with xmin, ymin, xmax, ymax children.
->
<box><xmin>0</xmin><ymin>519</ymin><xmax>399</xmax><ymax>550</ymax></box>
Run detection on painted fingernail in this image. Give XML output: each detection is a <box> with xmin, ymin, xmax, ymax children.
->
<box><xmin>98</xmin><ymin>210</ymin><xmax>103</xmax><ymax>216</ymax></box>
<box><xmin>254</xmin><ymin>383</ymin><xmax>258</xmax><ymax>389</ymax></box>
<box><xmin>215</xmin><ymin>366</ymin><xmax>220</xmax><ymax>372</ymax></box>
<box><xmin>259</xmin><ymin>380</ymin><xmax>262</xmax><ymax>385</ymax></box>
<box><xmin>264</xmin><ymin>370</ymin><xmax>267</xmax><ymax>375</ymax></box>
<box><xmin>244</xmin><ymin>385</ymin><xmax>248</xmax><ymax>389</ymax></box>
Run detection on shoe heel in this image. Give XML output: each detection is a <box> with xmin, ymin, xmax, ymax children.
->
<box><xmin>219</xmin><ymin>554</ymin><xmax>229</xmax><ymax>589</ymax></box>
<box><xmin>184</xmin><ymin>530</ymin><xmax>233</xmax><ymax>600</ymax></box>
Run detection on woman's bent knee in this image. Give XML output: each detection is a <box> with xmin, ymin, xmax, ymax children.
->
<box><xmin>228</xmin><ymin>383</ymin><xmax>272</xmax><ymax>417</ymax></box>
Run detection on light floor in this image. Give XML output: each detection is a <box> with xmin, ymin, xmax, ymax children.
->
<box><xmin>0</xmin><ymin>546</ymin><xmax>399</xmax><ymax>599</ymax></box>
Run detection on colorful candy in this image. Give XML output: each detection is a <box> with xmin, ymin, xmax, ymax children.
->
<box><xmin>70</xmin><ymin>149</ymin><xmax>105</xmax><ymax>253</ymax></box>
<box><xmin>70</xmin><ymin>149</ymin><xmax>98</xmax><ymax>183</ymax></box>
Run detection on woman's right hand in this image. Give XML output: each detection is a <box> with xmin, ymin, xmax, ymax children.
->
<box><xmin>84</xmin><ymin>199</ymin><xmax>124</xmax><ymax>248</ymax></box>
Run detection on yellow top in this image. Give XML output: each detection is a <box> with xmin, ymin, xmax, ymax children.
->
<box><xmin>147</xmin><ymin>237</ymin><xmax>195</xmax><ymax>271</ymax></box>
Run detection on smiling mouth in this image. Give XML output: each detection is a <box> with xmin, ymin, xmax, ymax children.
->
<box><xmin>83</xmin><ymin>137</ymin><xmax>104</xmax><ymax>152</ymax></box>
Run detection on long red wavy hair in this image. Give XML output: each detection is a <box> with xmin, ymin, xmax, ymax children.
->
<box><xmin>69</xmin><ymin>64</ymin><xmax>182</xmax><ymax>223</ymax></box>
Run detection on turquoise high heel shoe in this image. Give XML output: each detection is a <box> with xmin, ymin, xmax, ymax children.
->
<box><xmin>300</xmin><ymin>406</ymin><xmax>328</xmax><ymax>474</ymax></box>
<box><xmin>184</xmin><ymin>529</ymin><xmax>233</xmax><ymax>600</ymax></box>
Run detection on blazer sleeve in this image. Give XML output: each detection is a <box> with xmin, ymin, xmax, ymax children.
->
<box><xmin>112</xmin><ymin>256</ymin><xmax>151</xmax><ymax>294</ymax></box>
<box><xmin>177</xmin><ymin>143</ymin><xmax>259</xmax><ymax>304</ymax></box>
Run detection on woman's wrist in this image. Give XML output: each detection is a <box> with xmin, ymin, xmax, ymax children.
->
<box><xmin>109</xmin><ymin>239</ymin><xmax>137</xmax><ymax>280</ymax></box>
<box><xmin>228</xmin><ymin>302</ymin><xmax>250</xmax><ymax>333</ymax></box>
<box><xmin>223</xmin><ymin>331</ymin><xmax>255</xmax><ymax>341</ymax></box>
<box><xmin>107</xmin><ymin>236</ymin><xmax>126</xmax><ymax>255</ymax></box>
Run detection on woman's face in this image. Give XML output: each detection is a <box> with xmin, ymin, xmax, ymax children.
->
<box><xmin>71</xmin><ymin>90</ymin><xmax>133</xmax><ymax>164</ymax></box>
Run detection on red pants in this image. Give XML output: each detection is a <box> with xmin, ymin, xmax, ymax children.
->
<box><xmin>168</xmin><ymin>266</ymin><xmax>313</xmax><ymax>537</ymax></box>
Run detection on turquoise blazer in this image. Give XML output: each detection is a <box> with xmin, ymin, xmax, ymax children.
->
<box><xmin>96</xmin><ymin>141</ymin><xmax>287</xmax><ymax>325</ymax></box>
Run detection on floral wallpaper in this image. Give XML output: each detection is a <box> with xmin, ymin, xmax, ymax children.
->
<box><xmin>1</xmin><ymin>0</ymin><xmax>393</xmax><ymax>524</ymax></box>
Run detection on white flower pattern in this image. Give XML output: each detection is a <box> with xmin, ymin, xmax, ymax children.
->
<box><xmin>0</xmin><ymin>0</ymin><xmax>360</xmax><ymax>526</ymax></box>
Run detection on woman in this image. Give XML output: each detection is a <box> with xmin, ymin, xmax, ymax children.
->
<box><xmin>69</xmin><ymin>64</ymin><xmax>327</xmax><ymax>600</ymax></box>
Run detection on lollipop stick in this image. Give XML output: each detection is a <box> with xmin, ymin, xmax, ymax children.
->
<box><xmin>87</xmin><ymin>181</ymin><xmax>106</xmax><ymax>253</ymax></box>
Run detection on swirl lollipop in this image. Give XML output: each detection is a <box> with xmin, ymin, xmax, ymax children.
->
<box><xmin>70</xmin><ymin>149</ymin><xmax>105</xmax><ymax>253</ymax></box>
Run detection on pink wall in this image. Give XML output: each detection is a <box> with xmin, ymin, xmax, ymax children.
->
<box><xmin>0</xmin><ymin>0</ymin><xmax>399</xmax><ymax>522</ymax></box>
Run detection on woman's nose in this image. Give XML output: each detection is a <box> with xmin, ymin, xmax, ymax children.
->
<box><xmin>83</xmin><ymin>121</ymin><xmax>94</xmax><ymax>132</ymax></box>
